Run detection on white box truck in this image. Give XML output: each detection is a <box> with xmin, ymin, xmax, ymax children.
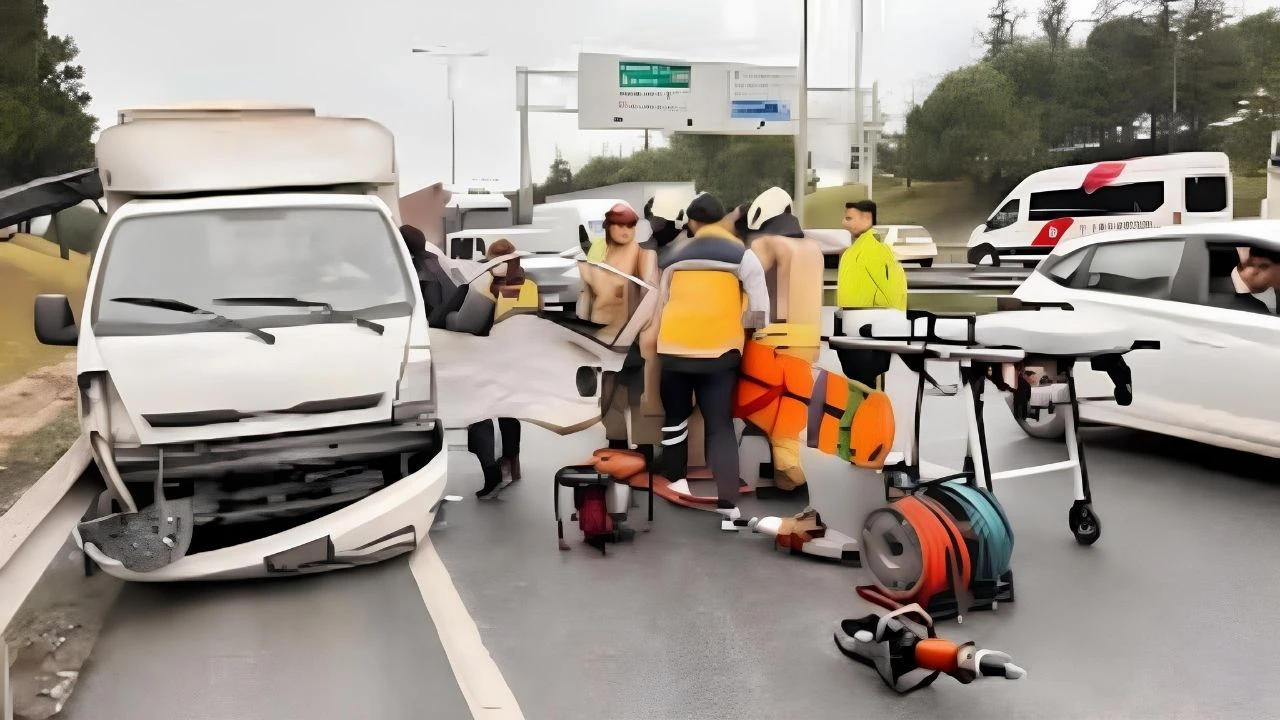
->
<box><xmin>33</xmin><ymin>102</ymin><xmax>650</xmax><ymax>581</ymax></box>
<box><xmin>33</xmin><ymin>103</ymin><xmax>450</xmax><ymax>581</ymax></box>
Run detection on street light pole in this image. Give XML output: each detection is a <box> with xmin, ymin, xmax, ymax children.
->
<box><xmin>1171</xmin><ymin>32</ymin><xmax>1178</xmax><ymax>153</ymax></box>
<box><xmin>855</xmin><ymin>0</ymin><xmax>865</xmax><ymax>198</ymax></box>
<box><xmin>411</xmin><ymin>46</ymin><xmax>489</xmax><ymax>187</ymax></box>
<box><xmin>794</xmin><ymin>0</ymin><xmax>809</xmax><ymax>222</ymax></box>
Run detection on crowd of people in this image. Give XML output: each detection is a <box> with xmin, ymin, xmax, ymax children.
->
<box><xmin>397</xmin><ymin>188</ymin><xmax>911</xmax><ymax>527</ymax></box>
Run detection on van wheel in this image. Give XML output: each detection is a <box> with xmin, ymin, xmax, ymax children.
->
<box><xmin>967</xmin><ymin>243</ymin><xmax>995</xmax><ymax>266</ymax></box>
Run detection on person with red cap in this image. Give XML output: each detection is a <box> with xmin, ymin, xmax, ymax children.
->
<box><xmin>577</xmin><ymin>201</ymin><xmax>661</xmax><ymax>450</ymax></box>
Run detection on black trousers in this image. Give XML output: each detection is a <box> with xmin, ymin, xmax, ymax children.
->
<box><xmin>467</xmin><ymin>418</ymin><xmax>521</xmax><ymax>490</ymax></box>
<box><xmin>659</xmin><ymin>357</ymin><xmax>740</xmax><ymax>506</ymax></box>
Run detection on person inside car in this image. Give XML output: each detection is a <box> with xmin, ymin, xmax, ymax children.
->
<box><xmin>1223</xmin><ymin>245</ymin><xmax>1280</xmax><ymax>314</ymax></box>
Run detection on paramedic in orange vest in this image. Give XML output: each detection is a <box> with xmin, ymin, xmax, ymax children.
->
<box><xmin>656</xmin><ymin>192</ymin><xmax>771</xmax><ymax>528</ymax></box>
<box><xmin>736</xmin><ymin>187</ymin><xmax>825</xmax><ymax>491</ymax></box>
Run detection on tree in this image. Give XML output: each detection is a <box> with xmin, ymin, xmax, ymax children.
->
<box><xmin>980</xmin><ymin>0</ymin><xmax>1026</xmax><ymax>58</ymax></box>
<box><xmin>1086</xmin><ymin>16</ymin><xmax>1165</xmax><ymax>150</ymax></box>
<box><xmin>1211</xmin><ymin>10</ymin><xmax>1280</xmax><ymax>172</ymax></box>
<box><xmin>904</xmin><ymin>64</ymin><xmax>1044</xmax><ymax>186</ymax></box>
<box><xmin>1171</xmin><ymin>1</ymin><xmax>1244</xmax><ymax>144</ymax></box>
<box><xmin>0</xmin><ymin>0</ymin><xmax>97</xmax><ymax>187</ymax></box>
<box><xmin>555</xmin><ymin>135</ymin><xmax>793</xmax><ymax>209</ymax></box>
<box><xmin>1038</xmin><ymin>0</ymin><xmax>1074</xmax><ymax>50</ymax></box>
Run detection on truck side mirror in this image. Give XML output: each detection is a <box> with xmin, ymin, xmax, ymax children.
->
<box><xmin>575</xmin><ymin>366</ymin><xmax>598</xmax><ymax>398</ymax></box>
<box><xmin>34</xmin><ymin>294</ymin><xmax>78</xmax><ymax>346</ymax></box>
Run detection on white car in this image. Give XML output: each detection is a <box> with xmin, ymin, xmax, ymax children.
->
<box><xmin>809</xmin><ymin>225</ymin><xmax>937</xmax><ymax>269</ymax></box>
<box><xmin>1009</xmin><ymin>219</ymin><xmax>1280</xmax><ymax>458</ymax></box>
<box><xmin>873</xmin><ymin>225</ymin><xmax>938</xmax><ymax>267</ymax></box>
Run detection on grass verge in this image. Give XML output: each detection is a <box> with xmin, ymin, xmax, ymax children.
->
<box><xmin>0</xmin><ymin>406</ymin><xmax>81</xmax><ymax>515</ymax></box>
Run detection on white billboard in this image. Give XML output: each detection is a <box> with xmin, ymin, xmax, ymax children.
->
<box><xmin>577</xmin><ymin>52</ymin><xmax>799</xmax><ymax>135</ymax></box>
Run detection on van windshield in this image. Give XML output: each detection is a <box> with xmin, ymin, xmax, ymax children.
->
<box><xmin>92</xmin><ymin>206</ymin><xmax>413</xmax><ymax>332</ymax></box>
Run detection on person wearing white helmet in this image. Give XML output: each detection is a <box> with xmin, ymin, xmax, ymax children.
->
<box><xmin>735</xmin><ymin>186</ymin><xmax>825</xmax><ymax>492</ymax></box>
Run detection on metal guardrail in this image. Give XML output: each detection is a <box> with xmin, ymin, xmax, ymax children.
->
<box><xmin>1</xmin><ymin>437</ymin><xmax>94</xmax><ymax>720</ymax></box>
<box><xmin>823</xmin><ymin>264</ymin><xmax>1034</xmax><ymax>293</ymax></box>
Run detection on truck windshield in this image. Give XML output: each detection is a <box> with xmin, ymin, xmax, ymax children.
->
<box><xmin>91</xmin><ymin>206</ymin><xmax>413</xmax><ymax>331</ymax></box>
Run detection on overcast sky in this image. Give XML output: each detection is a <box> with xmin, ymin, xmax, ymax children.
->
<box><xmin>46</xmin><ymin>0</ymin><xmax>1267</xmax><ymax>194</ymax></box>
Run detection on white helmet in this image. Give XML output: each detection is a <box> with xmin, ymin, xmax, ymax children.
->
<box><xmin>647</xmin><ymin>187</ymin><xmax>697</xmax><ymax>230</ymax></box>
<box><xmin>746</xmin><ymin>186</ymin><xmax>794</xmax><ymax>231</ymax></box>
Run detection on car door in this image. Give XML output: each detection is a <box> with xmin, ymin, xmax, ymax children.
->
<box><xmin>1147</xmin><ymin>238</ymin><xmax>1280</xmax><ymax>450</ymax></box>
<box><xmin>1030</xmin><ymin>237</ymin><xmax>1193</xmax><ymax>434</ymax></box>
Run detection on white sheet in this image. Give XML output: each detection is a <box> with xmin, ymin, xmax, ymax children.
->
<box><xmin>429</xmin><ymin>313</ymin><xmax>629</xmax><ymax>434</ymax></box>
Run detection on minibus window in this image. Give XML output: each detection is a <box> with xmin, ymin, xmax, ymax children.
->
<box><xmin>1185</xmin><ymin>176</ymin><xmax>1228</xmax><ymax>213</ymax></box>
<box><xmin>987</xmin><ymin>199</ymin><xmax>1019</xmax><ymax>230</ymax></box>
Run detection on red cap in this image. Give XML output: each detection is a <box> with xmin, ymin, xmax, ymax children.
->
<box><xmin>605</xmin><ymin>202</ymin><xmax>639</xmax><ymax>226</ymax></box>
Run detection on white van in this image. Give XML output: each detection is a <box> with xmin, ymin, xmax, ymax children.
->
<box><xmin>967</xmin><ymin>152</ymin><xmax>1233</xmax><ymax>266</ymax></box>
<box><xmin>533</xmin><ymin>198</ymin><xmax>629</xmax><ymax>256</ymax></box>
<box><xmin>444</xmin><ymin>226</ymin><xmax>561</xmax><ymax>260</ymax></box>
<box><xmin>444</xmin><ymin>192</ymin><xmax>512</xmax><ymax>235</ymax></box>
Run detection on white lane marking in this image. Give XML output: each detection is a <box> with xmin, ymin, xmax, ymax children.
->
<box><xmin>408</xmin><ymin>538</ymin><xmax>524</xmax><ymax>719</ymax></box>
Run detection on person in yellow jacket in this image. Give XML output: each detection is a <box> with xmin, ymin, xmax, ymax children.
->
<box><xmin>656</xmin><ymin>192</ymin><xmax>771</xmax><ymax>529</ymax></box>
<box><xmin>835</xmin><ymin>200</ymin><xmax>907</xmax><ymax>389</ymax></box>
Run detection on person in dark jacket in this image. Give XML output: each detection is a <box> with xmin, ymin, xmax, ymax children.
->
<box><xmin>471</xmin><ymin>239</ymin><xmax>524</xmax><ymax>499</ymax></box>
<box><xmin>399</xmin><ymin>224</ymin><xmax>454</xmax><ymax>319</ymax></box>
<box><xmin>399</xmin><ymin>224</ymin><xmax>519</xmax><ymax>499</ymax></box>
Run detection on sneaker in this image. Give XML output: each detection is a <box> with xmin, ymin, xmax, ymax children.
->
<box><xmin>715</xmin><ymin>502</ymin><xmax>742</xmax><ymax>531</ymax></box>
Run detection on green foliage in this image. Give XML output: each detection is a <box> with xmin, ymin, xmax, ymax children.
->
<box><xmin>0</xmin><ymin>0</ymin><xmax>97</xmax><ymax>187</ymax></box>
<box><xmin>902</xmin><ymin>0</ymin><xmax>1280</xmax><ymax>188</ymax></box>
<box><xmin>545</xmin><ymin>134</ymin><xmax>793</xmax><ymax>209</ymax></box>
<box><xmin>903</xmin><ymin>64</ymin><xmax>1044</xmax><ymax>185</ymax></box>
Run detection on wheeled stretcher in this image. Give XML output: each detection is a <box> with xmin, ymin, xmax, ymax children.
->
<box><xmin>745</xmin><ymin>301</ymin><xmax>1159</xmax><ymax>621</ymax></box>
<box><xmin>833</xmin><ymin>301</ymin><xmax>1159</xmax><ymax>547</ymax></box>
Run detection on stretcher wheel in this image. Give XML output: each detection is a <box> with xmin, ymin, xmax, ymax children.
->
<box><xmin>1069</xmin><ymin>501</ymin><xmax>1101</xmax><ymax>546</ymax></box>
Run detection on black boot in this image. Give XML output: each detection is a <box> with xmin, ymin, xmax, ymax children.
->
<box><xmin>476</xmin><ymin>462</ymin><xmax>503</xmax><ymax>500</ymax></box>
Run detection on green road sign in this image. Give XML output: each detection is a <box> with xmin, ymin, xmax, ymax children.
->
<box><xmin>618</xmin><ymin>62</ymin><xmax>691</xmax><ymax>89</ymax></box>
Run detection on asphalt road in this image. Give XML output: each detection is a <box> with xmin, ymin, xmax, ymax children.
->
<box><xmin>58</xmin><ymin>358</ymin><xmax>1280</xmax><ymax>719</ymax></box>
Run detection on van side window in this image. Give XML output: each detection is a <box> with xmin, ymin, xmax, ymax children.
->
<box><xmin>1028</xmin><ymin>181</ymin><xmax>1165</xmax><ymax>222</ymax></box>
<box><xmin>1185</xmin><ymin>176</ymin><xmax>1228</xmax><ymax>213</ymax></box>
<box><xmin>1079</xmin><ymin>239</ymin><xmax>1184</xmax><ymax>299</ymax></box>
<box><xmin>987</xmin><ymin>199</ymin><xmax>1019</xmax><ymax>230</ymax></box>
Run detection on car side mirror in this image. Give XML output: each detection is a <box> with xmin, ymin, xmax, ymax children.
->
<box><xmin>34</xmin><ymin>294</ymin><xmax>78</xmax><ymax>346</ymax></box>
<box><xmin>575</xmin><ymin>366</ymin><xmax>598</xmax><ymax>398</ymax></box>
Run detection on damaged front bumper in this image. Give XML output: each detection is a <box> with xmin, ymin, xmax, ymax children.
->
<box><xmin>73</xmin><ymin>449</ymin><xmax>449</xmax><ymax>582</ymax></box>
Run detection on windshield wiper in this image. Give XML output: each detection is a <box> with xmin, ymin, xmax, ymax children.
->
<box><xmin>211</xmin><ymin>297</ymin><xmax>385</xmax><ymax>335</ymax></box>
<box><xmin>109</xmin><ymin>297</ymin><xmax>276</xmax><ymax>344</ymax></box>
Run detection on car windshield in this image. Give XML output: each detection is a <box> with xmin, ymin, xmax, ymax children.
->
<box><xmin>92</xmin><ymin>205</ymin><xmax>413</xmax><ymax>331</ymax></box>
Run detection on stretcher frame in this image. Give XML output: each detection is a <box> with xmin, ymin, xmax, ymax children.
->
<box><xmin>833</xmin><ymin>303</ymin><xmax>1159</xmax><ymax>548</ymax></box>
